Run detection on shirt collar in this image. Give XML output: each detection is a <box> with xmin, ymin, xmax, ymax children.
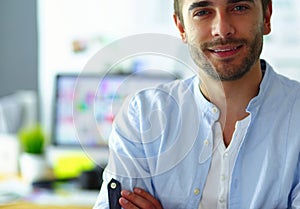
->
<box><xmin>246</xmin><ymin>59</ymin><xmax>274</xmax><ymax>113</ymax></box>
<box><xmin>193</xmin><ymin>59</ymin><xmax>275</xmax><ymax>119</ymax></box>
<box><xmin>193</xmin><ymin>75</ymin><xmax>220</xmax><ymax>122</ymax></box>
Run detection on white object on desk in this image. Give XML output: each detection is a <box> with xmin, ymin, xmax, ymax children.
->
<box><xmin>0</xmin><ymin>134</ymin><xmax>20</xmax><ymax>175</ymax></box>
<box><xmin>19</xmin><ymin>153</ymin><xmax>51</xmax><ymax>183</ymax></box>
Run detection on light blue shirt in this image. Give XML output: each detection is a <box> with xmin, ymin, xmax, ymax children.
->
<box><xmin>94</xmin><ymin>60</ymin><xmax>300</xmax><ymax>209</ymax></box>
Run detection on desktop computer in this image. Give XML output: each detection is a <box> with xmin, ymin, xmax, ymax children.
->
<box><xmin>47</xmin><ymin>71</ymin><xmax>177</xmax><ymax>178</ymax></box>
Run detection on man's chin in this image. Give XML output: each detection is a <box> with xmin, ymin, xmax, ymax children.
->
<box><xmin>206</xmin><ymin>63</ymin><xmax>250</xmax><ymax>82</ymax></box>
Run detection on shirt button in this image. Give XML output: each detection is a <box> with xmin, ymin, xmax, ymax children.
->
<box><xmin>110</xmin><ymin>182</ymin><xmax>117</xmax><ymax>189</ymax></box>
<box><xmin>193</xmin><ymin>188</ymin><xmax>200</xmax><ymax>195</ymax></box>
<box><xmin>212</xmin><ymin>107</ymin><xmax>218</xmax><ymax>113</ymax></box>
<box><xmin>223</xmin><ymin>152</ymin><xmax>229</xmax><ymax>158</ymax></box>
<box><xmin>203</xmin><ymin>139</ymin><xmax>210</xmax><ymax>145</ymax></box>
<box><xmin>221</xmin><ymin>174</ymin><xmax>226</xmax><ymax>181</ymax></box>
<box><xmin>219</xmin><ymin>197</ymin><xmax>225</xmax><ymax>203</ymax></box>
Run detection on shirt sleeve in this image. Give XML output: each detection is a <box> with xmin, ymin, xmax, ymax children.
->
<box><xmin>93</xmin><ymin>94</ymin><xmax>157</xmax><ymax>209</ymax></box>
<box><xmin>290</xmin><ymin>91</ymin><xmax>300</xmax><ymax>209</ymax></box>
<box><xmin>291</xmin><ymin>152</ymin><xmax>300</xmax><ymax>208</ymax></box>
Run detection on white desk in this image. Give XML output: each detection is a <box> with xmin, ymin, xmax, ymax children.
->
<box><xmin>0</xmin><ymin>176</ymin><xmax>99</xmax><ymax>208</ymax></box>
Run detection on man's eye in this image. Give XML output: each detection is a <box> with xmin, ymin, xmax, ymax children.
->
<box><xmin>233</xmin><ymin>5</ymin><xmax>248</xmax><ymax>11</ymax></box>
<box><xmin>195</xmin><ymin>10</ymin><xmax>210</xmax><ymax>16</ymax></box>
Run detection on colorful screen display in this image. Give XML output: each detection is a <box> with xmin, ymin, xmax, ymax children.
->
<box><xmin>52</xmin><ymin>73</ymin><xmax>175</xmax><ymax>147</ymax></box>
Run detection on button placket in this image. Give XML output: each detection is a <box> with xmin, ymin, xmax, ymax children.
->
<box><xmin>218</xmin><ymin>149</ymin><xmax>230</xmax><ymax>208</ymax></box>
<box><xmin>199</xmin><ymin>131</ymin><xmax>213</xmax><ymax>164</ymax></box>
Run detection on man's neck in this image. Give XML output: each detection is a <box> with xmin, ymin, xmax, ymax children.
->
<box><xmin>199</xmin><ymin>60</ymin><xmax>263</xmax><ymax>146</ymax></box>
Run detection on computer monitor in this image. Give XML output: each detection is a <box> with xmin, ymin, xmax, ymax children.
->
<box><xmin>51</xmin><ymin>72</ymin><xmax>176</xmax><ymax>149</ymax></box>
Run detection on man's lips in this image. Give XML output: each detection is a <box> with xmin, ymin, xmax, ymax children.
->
<box><xmin>208</xmin><ymin>45</ymin><xmax>243</xmax><ymax>58</ymax></box>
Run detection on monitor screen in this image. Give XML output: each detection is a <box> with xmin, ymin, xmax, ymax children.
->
<box><xmin>52</xmin><ymin>73</ymin><xmax>176</xmax><ymax>147</ymax></box>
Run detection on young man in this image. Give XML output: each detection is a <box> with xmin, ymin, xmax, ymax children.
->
<box><xmin>94</xmin><ymin>0</ymin><xmax>300</xmax><ymax>208</ymax></box>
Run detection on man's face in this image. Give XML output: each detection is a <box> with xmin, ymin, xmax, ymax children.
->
<box><xmin>175</xmin><ymin>0</ymin><xmax>272</xmax><ymax>81</ymax></box>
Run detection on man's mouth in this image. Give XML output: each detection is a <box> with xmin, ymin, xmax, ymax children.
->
<box><xmin>208</xmin><ymin>45</ymin><xmax>243</xmax><ymax>58</ymax></box>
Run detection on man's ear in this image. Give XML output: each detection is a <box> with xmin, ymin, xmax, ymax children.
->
<box><xmin>173</xmin><ymin>14</ymin><xmax>187</xmax><ymax>43</ymax></box>
<box><xmin>263</xmin><ymin>1</ymin><xmax>272</xmax><ymax>35</ymax></box>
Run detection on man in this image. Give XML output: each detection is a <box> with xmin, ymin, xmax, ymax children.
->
<box><xmin>94</xmin><ymin>0</ymin><xmax>300</xmax><ymax>208</ymax></box>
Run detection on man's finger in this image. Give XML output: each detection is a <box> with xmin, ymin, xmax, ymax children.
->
<box><xmin>119</xmin><ymin>196</ymin><xmax>139</xmax><ymax>209</ymax></box>
<box><xmin>120</xmin><ymin>189</ymin><xmax>161</xmax><ymax>209</ymax></box>
<box><xmin>133</xmin><ymin>188</ymin><xmax>162</xmax><ymax>209</ymax></box>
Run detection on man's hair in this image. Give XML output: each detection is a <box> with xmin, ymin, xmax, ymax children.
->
<box><xmin>174</xmin><ymin>0</ymin><xmax>271</xmax><ymax>24</ymax></box>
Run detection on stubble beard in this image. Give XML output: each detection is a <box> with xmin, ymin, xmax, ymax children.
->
<box><xmin>187</xmin><ymin>29</ymin><xmax>264</xmax><ymax>82</ymax></box>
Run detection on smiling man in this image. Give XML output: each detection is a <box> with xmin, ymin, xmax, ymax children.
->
<box><xmin>180</xmin><ymin>0</ymin><xmax>266</xmax><ymax>82</ymax></box>
<box><xmin>93</xmin><ymin>0</ymin><xmax>300</xmax><ymax>208</ymax></box>
<box><xmin>174</xmin><ymin>0</ymin><xmax>271</xmax><ymax>147</ymax></box>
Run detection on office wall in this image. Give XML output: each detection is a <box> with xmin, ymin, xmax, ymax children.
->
<box><xmin>0</xmin><ymin>0</ymin><xmax>38</xmax><ymax>97</ymax></box>
<box><xmin>260</xmin><ymin>0</ymin><xmax>300</xmax><ymax>80</ymax></box>
<box><xmin>38</xmin><ymin>0</ymin><xmax>177</xmax><ymax>134</ymax></box>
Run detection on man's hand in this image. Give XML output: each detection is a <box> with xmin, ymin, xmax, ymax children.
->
<box><xmin>119</xmin><ymin>188</ymin><xmax>163</xmax><ymax>209</ymax></box>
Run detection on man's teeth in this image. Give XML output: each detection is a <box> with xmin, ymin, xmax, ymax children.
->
<box><xmin>214</xmin><ymin>47</ymin><xmax>238</xmax><ymax>52</ymax></box>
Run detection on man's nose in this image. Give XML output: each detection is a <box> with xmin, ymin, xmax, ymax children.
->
<box><xmin>211</xmin><ymin>11</ymin><xmax>235</xmax><ymax>39</ymax></box>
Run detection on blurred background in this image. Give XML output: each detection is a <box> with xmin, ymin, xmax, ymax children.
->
<box><xmin>0</xmin><ymin>0</ymin><xmax>299</xmax><ymax>208</ymax></box>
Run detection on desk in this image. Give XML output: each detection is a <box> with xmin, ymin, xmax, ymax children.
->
<box><xmin>0</xmin><ymin>176</ymin><xmax>99</xmax><ymax>208</ymax></box>
<box><xmin>0</xmin><ymin>201</ymin><xmax>91</xmax><ymax>209</ymax></box>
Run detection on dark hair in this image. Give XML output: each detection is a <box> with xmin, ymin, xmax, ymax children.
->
<box><xmin>174</xmin><ymin>0</ymin><xmax>271</xmax><ymax>23</ymax></box>
<box><xmin>173</xmin><ymin>0</ymin><xmax>183</xmax><ymax>23</ymax></box>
